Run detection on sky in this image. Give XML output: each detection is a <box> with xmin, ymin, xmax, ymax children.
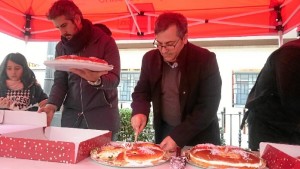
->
<box><xmin>1</xmin><ymin>32</ymin><xmax>49</xmax><ymax>68</ymax></box>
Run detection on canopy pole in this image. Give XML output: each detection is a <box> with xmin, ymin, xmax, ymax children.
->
<box><xmin>124</xmin><ymin>0</ymin><xmax>143</xmax><ymax>36</ymax></box>
<box><xmin>275</xmin><ymin>6</ymin><xmax>283</xmax><ymax>47</ymax></box>
<box><xmin>297</xmin><ymin>26</ymin><xmax>300</xmax><ymax>39</ymax></box>
<box><xmin>24</xmin><ymin>14</ymin><xmax>31</xmax><ymax>42</ymax></box>
<box><xmin>278</xmin><ymin>30</ymin><xmax>283</xmax><ymax>47</ymax></box>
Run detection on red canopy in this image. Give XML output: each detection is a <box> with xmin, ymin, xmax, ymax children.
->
<box><xmin>0</xmin><ymin>0</ymin><xmax>299</xmax><ymax>42</ymax></box>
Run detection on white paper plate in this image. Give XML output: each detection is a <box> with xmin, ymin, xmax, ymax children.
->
<box><xmin>91</xmin><ymin>156</ymin><xmax>170</xmax><ymax>168</ymax></box>
<box><xmin>44</xmin><ymin>60</ymin><xmax>113</xmax><ymax>72</ymax></box>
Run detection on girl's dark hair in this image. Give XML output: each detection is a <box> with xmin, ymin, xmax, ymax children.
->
<box><xmin>154</xmin><ymin>12</ymin><xmax>188</xmax><ymax>39</ymax></box>
<box><xmin>47</xmin><ymin>0</ymin><xmax>83</xmax><ymax>20</ymax></box>
<box><xmin>0</xmin><ymin>53</ymin><xmax>36</xmax><ymax>89</ymax></box>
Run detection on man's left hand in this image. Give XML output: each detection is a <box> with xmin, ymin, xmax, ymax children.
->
<box><xmin>160</xmin><ymin>136</ymin><xmax>178</xmax><ymax>152</ymax></box>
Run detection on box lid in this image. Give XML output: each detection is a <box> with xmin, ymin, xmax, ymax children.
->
<box><xmin>0</xmin><ymin>110</ymin><xmax>46</xmax><ymax>126</ymax></box>
<box><xmin>260</xmin><ymin>142</ymin><xmax>300</xmax><ymax>169</ymax></box>
<box><xmin>260</xmin><ymin>142</ymin><xmax>300</xmax><ymax>158</ymax></box>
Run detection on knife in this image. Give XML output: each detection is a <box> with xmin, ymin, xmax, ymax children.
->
<box><xmin>134</xmin><ymin>131</ymin><xmax>138</xmax><ymax>143</ymax></box>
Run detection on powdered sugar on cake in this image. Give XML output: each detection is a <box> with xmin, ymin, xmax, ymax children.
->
<box><xmin>187</xmin><ymin>144</ymin><xmax>266</xmax><ymax>169</ymax></box>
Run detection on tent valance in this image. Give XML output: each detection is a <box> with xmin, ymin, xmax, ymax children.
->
<box><xmin>0</xmin><ymin>0</ymin><xmax>299</xmax><ymax>42</ymax></box>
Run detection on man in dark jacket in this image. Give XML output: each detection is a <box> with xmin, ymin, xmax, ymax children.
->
<box><xmin>39</xmin><ymin>0</ymin><xmax>120</xmax><ymax>140</ymax></box>
<box><xmin>131</xmin><ymin>12</ymin><xmax>222</xmax><ymax>151</ymax></box>
<box><xmin>243</xmin><ymin>38</ymin><xmax>300</xmax><ymax>151</ymax></box>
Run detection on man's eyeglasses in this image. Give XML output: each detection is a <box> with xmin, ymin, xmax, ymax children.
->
<box><xmin>153</xmin><ymin>39</ymin><xmax>180</xmax><ymax>50</ymax></box>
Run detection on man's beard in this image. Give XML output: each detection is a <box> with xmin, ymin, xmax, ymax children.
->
<box><xmin>63</xmin><ymin>25</ymin><xmax>79</xmax><ymax>40</ymax></box>
<box><xmin>64</xmin><ymin>34</ymin><xmax>72</xmax><ymax>40</ymax></box>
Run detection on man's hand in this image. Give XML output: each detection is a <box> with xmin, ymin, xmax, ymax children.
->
<box><xmin>160</xmin><ymin>136</ymin><xmax>178</xmax><ymax>152</ymax></box>
<box><xmin>38</xmin><ymin>104</ymin><xmax>57</xmax><ymax>126</ymax></box>
<box><xmin>131</xmin><ymin>114</ymin><xmax>147</xmax><ymax>136</ymax></box>
<box><xmin>38</xmin><ymin>99</ymin><xmax>48</xmax><ymax>108</ymax></box>
<box><xmin>69</xmin><ymin>68</ymin><xmax>108</xmax><ymax>82</ymax></box>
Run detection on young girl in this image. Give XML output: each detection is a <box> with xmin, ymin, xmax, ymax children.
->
<box><xmin>0</xmin><ymin>52</ymin><xmax>48</xmax><ymax>111</ymax></box>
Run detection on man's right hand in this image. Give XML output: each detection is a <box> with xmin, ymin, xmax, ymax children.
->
<box><xmin>131</xmin><ymin>114</ymin><xmax>147</xmax><ymax>136</ymax></box>
<box><xmin>38</xmin><ymin>104</ymin><xmax>57</xmax><ymax>126</ymax></box>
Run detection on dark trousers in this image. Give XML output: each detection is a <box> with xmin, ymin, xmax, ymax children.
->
<box><xmin>71</xmin><ymin>114</ymin><xmax>118</xmax><ymax>141</ymax></box>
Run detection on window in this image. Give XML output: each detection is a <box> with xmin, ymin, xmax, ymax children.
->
<box><xmin>232</xmin><ymin>71</ymin><xmax>259</xmax><ymax>106</ymax></box>
<box><xmin>118</xmin><ymin>70</ymin><xmax>140</xmax><ymax>101</ymax></box>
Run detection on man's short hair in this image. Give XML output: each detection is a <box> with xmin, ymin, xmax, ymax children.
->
<box><xmin>154</xmin><ymin>12</ymin><xmax>188</xmax><ymax>39</ymax></box>
<box><xmin>47</xmin><ymin>0</ymin><xmax>83</xmax><ymax>20</ymax></box>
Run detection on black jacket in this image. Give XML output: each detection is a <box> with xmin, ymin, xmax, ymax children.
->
<box><xmin>131</xmin><ymin>42</ymin><xmax>222</xmax><ymax>147</ymax></box>
<box><xmin>246</xmin><ymin>39</ymin><xmax>300</xmax><ymax>129</ymax></box>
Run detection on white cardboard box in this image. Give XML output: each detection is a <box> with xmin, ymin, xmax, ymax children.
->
<box><xmin>0</xmin><ymin>110</ymin><xmax>111</xmax><ymax>163</ymax></box>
